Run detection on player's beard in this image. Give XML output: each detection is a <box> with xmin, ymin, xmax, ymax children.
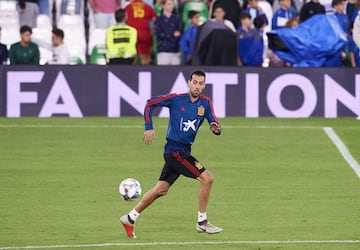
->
<box><xmin>190</xmin><ymin>89</ymin><xmax>200</xmax><ymax>99</ymax></box>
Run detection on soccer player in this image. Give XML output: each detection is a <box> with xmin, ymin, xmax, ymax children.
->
<box><xmin>120</xmin><ymin>70</ymin><xmax>223</xmax><ymax>238</ymax></box>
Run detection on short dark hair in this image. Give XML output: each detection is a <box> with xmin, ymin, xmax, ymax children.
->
<box><xmin>188</xmin><ymin>10</ymin><xmax>199</xmax><ymax>19</ymax></box>
<box><xmin>254</xmin><ymin>15</ymin><xmax>266</xmax><ymax>29</ymax></box>
<box><xmin>52</xmin><ymin>28</ymin><xmax>64</xmax><ymax>39</ymax></box>
<box><xmin>115</xmin><ymin>8</ymin><xmax>127</xmax><ymax>23</ymax></box>
<box><xmin>240</xmin><ymin>12</ymin><xmax>252</xmax><ymax>20</ymax></box>
<box><xmin>190</xmin><ymin>70</ymin><xmax>206</xmax><ymax>81</ymax></box>
<box><xmin>20</xmin><ymin>25</ymin><xmax>32</xmax><ymax>34</ymax></box>
<box><xmin>332</xmin><ymin>0</ymin><xmax>344</xmax><ymax>7</ymax></box>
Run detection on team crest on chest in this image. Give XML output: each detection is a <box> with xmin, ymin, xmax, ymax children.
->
<box><xmin>197</xmin><ymin>106</ymin><xmax>205</xmax><ymax>116</ymax></box>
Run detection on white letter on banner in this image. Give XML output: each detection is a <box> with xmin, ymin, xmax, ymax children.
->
<box><xmin>206</xmin><ymin>73</ymin><xmax>238</xmax><ymax>118</ymax></box>
<box><xmin>7</xmin><ymin>71</ymin><xmax>44</xmax><ymax>117</ymax></box>
<box><xmin>245</xmin><ymin>73</ymin><xmax>259</xmax><ymax>117</ymax></box>
<box><xmin>267</xmin><ymin>74</ymin><xmax>317</xmax><ymax>118</ymax></box>
<box><xmin>108</xmin><ymin>71</ymin><xmax>151</xmax><ymax>117</ymax></box>
<box><xmin>39</xmin><ymin>72</ymin><xmax>82</xmax><ymax>117</ymax></box>
<box><xmin>324</xmin><ymin>74</ymin><xmax>360</xmax><ymax>118</ymax></box>
<box><xmin>159</xmin><ymin>72</ymin><xmax>188</xmax><ymax>117</ymax></box>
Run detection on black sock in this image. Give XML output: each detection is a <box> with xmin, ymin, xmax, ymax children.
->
<box><xmin>198</xmin><ymin>220</ymin><xmax>207</xmax><ymax>225</ymax></box>
<box><xmin>127</xmin><ymin>215</ymin><xmax>135</xmax><ymax>224</ymax></box>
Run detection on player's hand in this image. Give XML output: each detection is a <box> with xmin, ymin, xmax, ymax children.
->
<box><xmin>143</xmin><ymin>130</ymin><xmax>157</xmax><ymax>145</ymax></box>
<box><xmin>210</xmin><ymin>122</ymin><xmax>222</xmax><ymax>135</ymax></box>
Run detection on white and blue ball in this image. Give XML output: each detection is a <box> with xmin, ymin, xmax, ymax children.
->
<box><xmin>119</xmin><ymin>178</ymin><xmax>142</xmax><ymax>201</ymax></box>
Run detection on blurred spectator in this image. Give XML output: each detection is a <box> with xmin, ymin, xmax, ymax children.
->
<box><xmin>209</xmin><ymin>0</ymin><xmax>243</xmax><ymax>29</ymax></box>
<box><xmin>354</xmin><ymin>11</ymin><xmax>360</xmax><ymax>48</ymax></box>
<box><xmin>272</xmin><ymin>0</ymin><xmax>302</xmax><ymax>13</ymax></box>
<box><xmin>351</xmin><ymin>0</ymin><xmax>360</xmax><ymax>22</ymax></box>
<box><xmin>237</xmin><ymin>12</ymin><xmax>264</xmax><ymax>66</ymax></box>
<box><xmin>211</xmin><ymin>6</ymin><xmax>236</xmax><ymax>31</ymax></box>
<box><xmin>242</xmin><ymin>0</ymin><xmax>268</xmax><ymax>27</ymax></box>
<box><xmin>9</xmin><ymin>25</ymin><xmax>40</xmax><ymax>64</ymax></box>
<box><xmin>332</xmin><ymin>0</ymin><xmax>350</xmax><ymax>36</ymax></box>
<box><xmin>349</xmin><ymin>21</ymin><xmax>360</xmax><ymax>67</ymax></box>
<box><xmin>125</xmin><ymin>0</ymin><xmax>156</xmax><ymax>64</ymax></box>
<box><xmin>154</xmin><ymin>0</ymin><xmax>182</xmax><ymax>65</ymax></box>
<box><xmin>60</xmin><ymin>0</ymin><xmax>82</xmax><ymax>15</ymax></box>
<box><xmin>18</xmin><ymin>0</ymin><xmax>39</xmax><ymax>28</ymax></box>
<box><xmin>106</xmin><ymin>8</ymin><xmax>137</xmax><ymax>64</ymax></box>
<box><xmin>0</xmin><ymin>27</ymin><xmax>9</xmax><ymax>65</ymax></box>
<box><xmin>38</xmin><ymin>0</ymin><xmax>50</xmax><ymax>15</ymax></box>
<box><xmin>88</xmin><ymin>0</ymin><xmax>120</xmax><ymax>29</ymax></box>
<box><xmin>346</xmin><ymin>0</ymin><xmax>360</xmax><ymax>22</ymax></box>
<box><xmin>48</xmin><ymin>28</ymin><xmax>70</xmax><ymax>64</ymax></box>
<box><xmin>299</xmin><ymin>0</ymin><xmax>325</xmax><ymax>22</ymax></box>
<box><xmin>271</xmin><ymin>0</ymin><xmax>297</xmax><ymax>29</ymax></box>
<box><xmin>180</xmin><ymin>10</ymin><xmax>200</xmax><ymax>64</ymax></box>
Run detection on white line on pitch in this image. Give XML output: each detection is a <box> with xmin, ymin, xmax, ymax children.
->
<box><xmin>1</xmin><ymin>240</ymin><xmax>360</xmax><ymax>250</ymax></box>
<box><xmin>0</xmin><ymin>124</ymin><xmax>348</xmax><ymax>129</ymax></box>
<box><xmin>323</xmin><ymin>127</ymin><xmax>360</xmax><ymax>178</ymax></box>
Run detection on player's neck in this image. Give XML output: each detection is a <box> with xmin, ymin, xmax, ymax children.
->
<box><xmin>189</xmin><ymin>94</ymin><xmax>199</xmax><ymax>103</ymax></box>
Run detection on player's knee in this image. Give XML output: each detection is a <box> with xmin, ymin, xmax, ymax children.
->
<box><xmin>154</xmin><ymin>186</ymin><xmax>169</xmax><ymax>197</ymax></box>
<box><xmin>201</xmin><ymin>172</ymin><xmax>214</xmax><ymax>185</ymax></box>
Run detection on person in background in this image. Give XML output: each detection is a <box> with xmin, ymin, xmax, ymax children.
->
<box><xmin>9</xmin><ymin>25</ymin><xmax>40</xmax><ymax>64</ymax></box>
<box><xmin>211</xmin><ymin>6</ymin><xmax>236</xmax><ymax>32</ymax></box>
<box><xmin>299</xmin><ymin>0</ymin><xmax>325</xmax><ymax>22</ymax></box>
<box><xmin>48</xmin><ymin>28</ymin><xmax>70</xmax><ymax>65</ymax></box>
<box><xmin>242</xmin><ymin>0</ymin><xmax>268</xmax><ymax>27</ymax></box>
<box><xmin>180</xmin><ymin>10</ymin><xmax>200</xmax><ymax>65</ymax></box>
<box><xmin>271</xmin><ymin>0</ymin><xmax>297</xmax><ymax>29</ymax></box>
<box><xmin>349</xmin><ymin>21</ymin><xmax>360</xmax><ymax>67</ymax></box>
<box><xmin>354</xmin><ymin>11</ymin><xmax>360</xmax><ymax>48</ymax></box>
<box><xmin>0</xmin><ymin>27</ymin><xmax>9</xmax><ymax>65</ymax></box>
<box><xmin>60</xmin><ymin>0</ymin><xmax>82</xmax><ymax>15</ymax></box>
<box><xmin>209</xmin><ymin>0</ymin><xmax>243</xmax><ymax>30</ymax></box>
<box><xmin>237</xmin><ymin>12</ymin><xmax>264</xmax><ymax>66</ymax></box>
<box><xmin>38</xmin><ymin>0</ymin><xmax>49</xmax><ymax>15</ymax></box>
<box><xmin>88</xmin><ymin>0</ymin><xmax>121</xmax><ymax>29</ymax></box>
<box><xmin>154</xmin><ymin>0</ymin><xmax>182</xmax><ymax>65</ymax></box>
<box><xmin>332</xmin><ymin>0</ymin><xmax>350</xmax><ymax>36</ymax></box>
<box><xmin>18</xmin><ymin>0</ymin><xmax>39</xmax><ymax>28</ymax></box>
<box><xmin>106</xmin><ymin>8</ymin><xmax>138</xmax><ymax>64</ymax></box>
<box><xmin>125</xmin><ymin>0</ymin><xmax>157</xmax><ymax>64</ymax></box>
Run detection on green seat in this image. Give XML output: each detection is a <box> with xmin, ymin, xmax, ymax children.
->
<box><xmin>182</xmin><ymin>1</ymin><xmax>208</xmax><ymax>29</ymax></box>
<box><xmin>154</xmin><ymin>2</ymin><xmax>162</xmax><ymax>16</ymax></box>
<box><xmin>89</xmin><ymin>44</ymin><xmax>107</xmax><ymax>65</ymax></box>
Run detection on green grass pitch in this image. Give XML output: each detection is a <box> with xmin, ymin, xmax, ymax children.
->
<box><xmin>0</xmin><ymin>117</ymin><xmax>359</xmax><ymax>250</ymax></box>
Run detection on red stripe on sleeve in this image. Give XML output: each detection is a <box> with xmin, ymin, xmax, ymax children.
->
<box><xmin>144</xmin><ymin>93</ymin><xmax>177</xmax><ymax>125</ymax></box>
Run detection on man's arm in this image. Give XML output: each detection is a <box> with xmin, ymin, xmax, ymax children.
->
<box><xmin>204</xmin><ymin>97</ymin><xmax>221</xmax><ymax>135</ymax></box>
<box><xmin>143</xmin><ymin>94</ymin><xmax>176</xmax><ymax>143</ymax></box>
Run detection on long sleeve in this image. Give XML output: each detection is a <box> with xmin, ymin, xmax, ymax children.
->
<box><xmin>144</xmin><ymin>94</ymin><xmax>176</xmax><ymax>130</ymax></box>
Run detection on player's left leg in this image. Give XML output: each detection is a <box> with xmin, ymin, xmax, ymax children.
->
<box><xmin>196</xmin><ymin>170</ymin><xmax>223</xmax><ymax>234</ymax></box>
<box><xmin>171</xmin><ymin>153</ymin><xmax>223</xmax><ymax>234</ymax></box>
<box><xmin>197</xmin><ymin>170</ymin><xmax>213</xmax><ymax>214</ymax></box>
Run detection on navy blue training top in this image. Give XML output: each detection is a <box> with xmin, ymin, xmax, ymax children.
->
<box><xmin>144</xmin><ymin>92</ymin><xmax>219</xmax><ymax>154</ymax></box>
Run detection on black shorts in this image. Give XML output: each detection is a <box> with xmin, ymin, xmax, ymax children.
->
<box><xmin>159</xmin><ymin>152</ymin><xmax>206</xmax><ymax>185</ymax></box>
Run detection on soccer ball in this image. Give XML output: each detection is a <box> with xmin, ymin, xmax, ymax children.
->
<box><xmin>119</xmin><ymin>178</ymin><xmax>142</xmax><ymax>201</ymax></box>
